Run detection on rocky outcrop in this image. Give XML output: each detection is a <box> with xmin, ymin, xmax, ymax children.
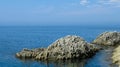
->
<box><xmin>16</xmin><ymin>48</ymin><xmax>45</xmax><ymax>58</ymax></box>
<box><xmin>16</xmin><ymin>35</ymin><xmax>99</xmax><ymax>61</ymax></box>
<box><xmin>92</xmin><ymin>31</ymin><xmax>120</xmax><ymax>67</ymax></box>
<box><xmin>93</xmin><ymin>31</ymin><xmax>120</xmax><ymax>46</ymax></box>
<box><xmin>35</xmin><ymin>35</ymin><xmax>98</xmax><ymax>60</ymax></box>
<box><xmin>112</xmin><ymin>45</ymin><xmax>120</xmax><ymax>66</ymax></box>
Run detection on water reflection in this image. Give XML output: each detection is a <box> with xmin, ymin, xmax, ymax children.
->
<box><xmin>20</xmin><ymin>58</ymin><xmax>87</xmax><ymax>67</ymax></box>
<box><xmin>17</xmin><ymin>49</ymin><xmax>118</xmax><ymax>67</ymax></box>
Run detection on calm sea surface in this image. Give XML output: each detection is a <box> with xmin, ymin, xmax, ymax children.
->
<box><xmin>0</xmin><ymin>26</ymin><xmax>119</xmax><ymax>67</ymax></box>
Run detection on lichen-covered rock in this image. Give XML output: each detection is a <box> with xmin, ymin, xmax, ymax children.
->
<box><xmin>112</xmin><ymin>45</ymin><xmax>120</xmax><ymax>66</ymax></box>
<box><xmin>35</xmin><ymin>35</ymin><xmax>98</xmax><ymax>60</ymax></box>
<box><xmin>16</xmin><ymin>35</ymin><xmax>99</xmax><ymax>61</ymax></box>
<box><xmin>93</xmin><ymin>31</ymin><xmax>120</xmax><ymax>46</ymax></box>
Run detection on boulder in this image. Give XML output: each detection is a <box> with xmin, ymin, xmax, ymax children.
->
<box><xmin>93</xmin><ymin>31</ymin><xmax>120</xmax><ymax>46</ymax></box>
<box><xmin>16</xmin><ymin>35</ymin><xmax>99</xmax><ymax>61</ymax></box>
<box><xmin>35</xmin><ymin>35</ymin><xmax>98</xmax><ymax>60</ymax></box>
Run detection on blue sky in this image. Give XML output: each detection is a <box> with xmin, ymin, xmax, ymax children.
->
<box><xmin>0</xmin><ymin>0</ymin><xmax>120</xmax><ymax>26</ymax></box>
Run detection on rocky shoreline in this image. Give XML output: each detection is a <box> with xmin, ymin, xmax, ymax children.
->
<box><xmin>16</xmin><ymin>31</ymin><xmax>120</xmax><ymax>67</ymax></box>
<box><xmin>92</xmin><ymin>31</ymin><xmax>120</xmax><ymax>67</ymax></box>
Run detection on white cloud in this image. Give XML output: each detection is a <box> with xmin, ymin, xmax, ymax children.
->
<box><xmin>99</xmin><ymin>0</ymin><xmax>120</xmax><ymax>7</ymax></box>
<box><xmin>80</xmin><ymin>0</ymin><xmax>120</xmax><ymax>7</ymax></box>
<box><xmin>109</xmin><ymin>0</ymin><xmax>120</xmax><ymax>2</ymax></box>
<box><xmin>80</xmin><ymin>0</ymin><xmax>89</xmax><ymax>6</ymax></box>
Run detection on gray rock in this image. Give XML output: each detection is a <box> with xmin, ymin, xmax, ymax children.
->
<box><xmin>93</xmin><ymin>31</ymin><xmax>120</xmax><ymax>46</ymax></box>
<box><xmin>16</xmin><ymin>35</ymin><xmax>99</xmax><ymax>61</ymax></box>
<box><xmin>16</xmin><ymin>48</ymin><xmax>45</xmax><ymax>58</ymax></box>
<box><xmin>35</xmin><ymin>35</ymin><xmax>98</xmax><ymax>60</ymax></box>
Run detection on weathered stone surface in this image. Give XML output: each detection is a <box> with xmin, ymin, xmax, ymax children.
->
<box><xmin>93</xmin><ymin>31</ymin><xmax>120</xmax><ymax>46</ymax></box>
<box><xmin>35</xmin><ymin>35</ymin><xmax>98</xmax><ymax>60</ymax></box>
<box><xmin>16</xmin><ymin>48</ymin><xmax>45</xmax><ymax>58</ymax></box>
<box><xmin>16</xmin><ymin>35</ymin><xmax>99</xmax><ymax>61</ymax></box>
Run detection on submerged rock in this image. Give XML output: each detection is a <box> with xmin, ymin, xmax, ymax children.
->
<box><xmin>93</xmin><ymin>31</ymin><xmax>120</xmax><ymax>46</ymax></box>
<box><xmin>16</xmin><ymin>35</ymin><xmax>99</xmax><ymax>61</ymax></box>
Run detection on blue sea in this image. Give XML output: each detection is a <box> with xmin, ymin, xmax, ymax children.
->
<box><xmin>0</xmin><ymin>26</ymin><xmax>119</xmax><ymax>67</ymax></box>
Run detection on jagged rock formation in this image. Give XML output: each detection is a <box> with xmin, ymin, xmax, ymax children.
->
<box><xmin>16</xmin><ymin>35</ymin><xmax>99</xmax><ymax>61</ymax></box>
<box><xmin>93</xmin><ymin>31</ymin><xmax>120</xmax><ymax>46</ymax></box>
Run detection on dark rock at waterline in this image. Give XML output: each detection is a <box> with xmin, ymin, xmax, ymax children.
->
<box><xmin>16</xmin><ymin>35</ymin><xmax>99</xmax><ymax>60</ymax></box>
<box><xmin>93</xmin><ymin>31</ymin><xmax>120</xmax><ymax>46</ymax></box>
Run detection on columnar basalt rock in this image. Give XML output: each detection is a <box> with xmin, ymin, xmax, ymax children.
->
<box><xmin>93</xmin><ymin>31</ymin><xmax>120</xmax><ymax>46</ymax></box>
<box><xmin>16</xmin><ymin>35</ymin><xmax>99</xmax><ymax>61</ymax></box>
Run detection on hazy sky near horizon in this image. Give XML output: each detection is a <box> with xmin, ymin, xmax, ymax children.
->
<box><xmin>0</xmin><ymin>0</ymin><xmax>120</xmax><ymax>26</ymax></box>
